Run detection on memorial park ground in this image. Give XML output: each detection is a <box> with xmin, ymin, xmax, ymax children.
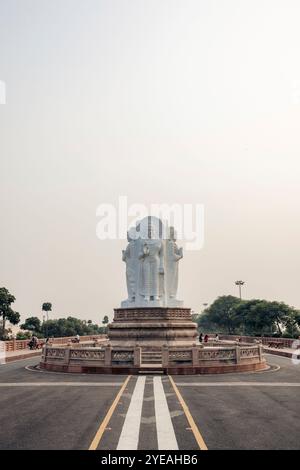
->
<box><xmin>0</xmin><ymin>353</ymin><xmax>300</xmax><ymax>450</ymax></box>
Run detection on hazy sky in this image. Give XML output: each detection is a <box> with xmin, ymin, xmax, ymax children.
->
<box><xmin>1</xmin><ymin>0</ymin><xmax>300</xmax><ymax>324</ymax></box>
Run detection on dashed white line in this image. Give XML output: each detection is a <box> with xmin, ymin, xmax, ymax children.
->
<box><xmin>175</xmin><ymin>382</ymin><xmax>300</xmax><ymax>387</ymax></box>
<box><xmin>0</xmin><ymin>382</ymin><xmax>123</xmax><ymax>387</ymax></box>
<box><xmin>154</xmin><ymin>376</ymin><xmax>178</xmax><ymax>450</ymax></box>
<box><xmin>117</xmin><ymin>376</ymin><xmax>146</xmax><ymax>450</ymax></box>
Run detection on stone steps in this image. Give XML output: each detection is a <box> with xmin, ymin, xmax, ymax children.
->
<box><xmin>138</xmin><ymin>368</ymin><xmax>164</xmax><ymax>374</ymax></box>
<box><xmin>141</xmin><ymin>350</ymin><xmax>162</xmax><ymax>365</ymax></box>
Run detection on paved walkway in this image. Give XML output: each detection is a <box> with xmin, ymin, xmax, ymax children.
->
<box><xmin>4</xmin><ymin>349</ymin><xmax>42</xmax><ymax>363</ymax></box>
<box><xmin>0</xmin><ymin>354</ymin><xmax>300</xmax><ymax>449</ymax></box>
<box><xmin>263</xmin><ymin>346</ymin><xmax>300</xmax><ymax>359</ymax></box>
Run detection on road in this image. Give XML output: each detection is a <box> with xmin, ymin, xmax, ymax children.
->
<box><xmin>0</xmin><ymin>354</ymin><xmax>299</xmax><ymax>450</ymax></box>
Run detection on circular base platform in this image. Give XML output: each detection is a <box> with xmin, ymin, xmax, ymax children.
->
<box><xmin>40</xmin><ymin>360</ymin><xmax>268</xmax><ymax>375</ymax></box>
<box><xmin>40</xmin><ymin>340</ymin><xmax>267</xmax><ymax>375</ymax></box>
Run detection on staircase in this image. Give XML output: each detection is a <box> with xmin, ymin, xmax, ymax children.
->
<box><xmin>141</xmin><ymin>349</ymin><xmax>162</xmax><ymax>366</ymax></box>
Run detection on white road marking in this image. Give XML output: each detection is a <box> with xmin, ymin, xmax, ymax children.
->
<box><xmin>0</xmin><ymin>382</ymin><xmax>123</xmax><ymax>387</ymax></box>
<box><xmin>154</xmin><ymin>376</ymin><xmax>178</xmax><ymax>450</ymax></box>
<box><xmin>175</xmin><ymin>382</ymin><xmax>300</xmax><ymax>387</ymax></box>
<box><xmin>117</xmin><ymin>376</ymin><xmax>146</xmax><ymax>450</ymax></box>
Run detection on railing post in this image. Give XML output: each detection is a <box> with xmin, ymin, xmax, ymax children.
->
<box><xmin>192</xmin><ymin>346</ymin><xmax>199</xmax><ymax>366</ymax></box>
<box><xmin>235</xmin><ymin>345</ymin><xmax>240</xmax><ymax>364</ymax></box>
<box><xmin>258</xmin><ymin>343</ymin><xmax>263</xmax><ymax>362</ymax></box>
<box><xmin>105</xmin><ymin>344</ymin><xmax>112</xmax><ymax>366</ymax></box>
<box><xmin>41</xmin><ymin>345</ymin><xmax>46</xmax><ymax>363</ymax></box>
<box><xmin>162</xmin><ymin>345</ymin><xmax>169</xmax><ymax>367</ymax></box>
<box><xmin>134</xmin><ymin>346</ymin><xmax>141</xmax><ymax>367</ymax></box>
<box><xmin>64</xmin><ymin>346</ymin><xmax>71</xmax><ymax>365</ymax></box>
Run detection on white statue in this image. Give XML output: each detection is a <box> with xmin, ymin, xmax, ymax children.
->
<box><xmin>138</xmin><ymin>238</ymin><xmax>164</xmax><ymax>301</ymax></box>
<box><xmin>122</xmin><ymin>230</ymin><xmax>136</xmax><ymax>302</ymax></box>
<box><xmin>166</xmin><ymin>227</ymin><xmax>183</xmax><ymax>299</ymax></box>
<box><xmin>121</xmin><ymin>217</ymin><xmax>183</xmax><ymax>308</ymax></box>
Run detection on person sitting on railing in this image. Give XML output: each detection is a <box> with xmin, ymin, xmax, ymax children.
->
<box><xmin>204</xmin><ymin>334</ymin><xmax>209</xmax><ymax>343</ymax></box>
<box><xmin>71</xmin><ymin>334</ymin><xmax>80</xmax><ymax>344</ymax></box>
<box><xmin>215</xmin><ymin>333</ymin><xmax>219</xmax><ymax>342</ymax></box>
<box><xmin>28</xmin><ymin>335</ymin><xmax>38</xmax><ymax>350</ymax></box>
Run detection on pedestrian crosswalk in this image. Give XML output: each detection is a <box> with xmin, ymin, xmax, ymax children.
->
<box><xmin>90</xmin><ymin>375</ymin><xmax>205</xmax><ymax>451</ymax></box>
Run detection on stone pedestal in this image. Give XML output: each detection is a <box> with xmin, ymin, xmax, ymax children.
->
<box><xmin>108</xmin><ymin>307</ymin><xmax>198</xmax><ymax>348</ymax></box>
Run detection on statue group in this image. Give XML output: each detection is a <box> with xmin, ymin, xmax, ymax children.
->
<box><xmin>121</xmin><ymin>216</ymin><xmax>183</xmax><ymax>308</ymax></box>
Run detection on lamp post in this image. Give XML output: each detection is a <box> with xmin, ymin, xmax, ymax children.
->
<box><xmin>235</xmin><ymin>280</ymin><xmax>245</xmax><ymax>300</ymax></box>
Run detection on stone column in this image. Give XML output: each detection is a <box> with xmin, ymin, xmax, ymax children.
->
<box><xmin>105</xmin><ymin>344</ymin><xmax>112</xmax><ymax>366</ymax></box>
<box><xmin>192</xmin><ymin>347</ymin><xmax>199</xmax><ymax>366</ymax></box>
<box><xmin>41</xmin><ymin>345</ymin><xmax>46</xmax><ymax>363</ymax></box>
<box><xmin>258</xmin><ymin>343</ymin><xmax>263</xmax><ymax>362</ymax></box>
<box><xmin>235</xmin><ymin>344</ymin><xmax>241</xmax><ymax>364</ymax></box>
<box><xmin>134</xmin><ymin>346</ymin><xmax>141</xmax><ymax>367</ymax></box>
<box><xmin>162</xmin><ymin>345</ymin><xmax>169</xmax><ymax>367</ymax></box>
<box><xmin>63</xmin><ymin>346</ymin><xmax>71</xmax><ymax>366</ymax></box>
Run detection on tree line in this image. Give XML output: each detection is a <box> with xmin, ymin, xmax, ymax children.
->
<box><xmin>0</xmin><ymin>287</ymin><xmax>109</xmax><ymax>340</ymax></box>
<box><xmin>195</xmin><ymin>295</ymin><xmax>300</xmax><ymax>338</ymax></box>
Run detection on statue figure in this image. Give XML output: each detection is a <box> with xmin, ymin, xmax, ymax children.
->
<box><xmin>138</xmin><ymin>228</ymin><xmax>164</xmax><ymax>301</ymax></box>
<box><xmin>166</xmin><ymin>227</ymin><xmax>183</xmax><ymax>299</ymax></box>
<box><xmin>122</xmin><ymin>230</ymin><xmax>137</xmax><ymax>302</ymax></box>
<box><xmin>121</xmin><ymin>217</ymin><xmax>183</xmax><ymax>308</ymax></box>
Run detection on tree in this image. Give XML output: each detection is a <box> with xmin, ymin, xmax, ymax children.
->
<box><xmin>0</xmin><ymin>287</ymin><xmax>20</xmax><ymax>340</ymax></box>
<box><xmin>21</xmin><ymin>316</ymin><xmax>41</xmax><ymax>333</ymax></box>
<box><xmin>16</xmin><ymin>331</ymin><xmax>32</xmax><ymax>340</ymax></box>
<box><xmin>195</xmin><ymin>294</ymin><xmax>300</xmax><ymax>337</ymax></box>
<box><xmin>42</xmin><ymin>302</ymin><xmax>52</xmax><ymax>338</ymax></box>
<box><xmin>102</xmin><ymin>315</ymin><xmax>109</xmax><ymax>333</ymax></box>
<box><xmin>40</xmin><ymin>316</ymin><xmax>105</xmax><ymax>338</ymax></box>
<box><xmin>284</xmin><ymin>310</ymin><xmax>300</xmax><ymax>338</ymax></box>
<box><xmin>233</xmin><ymin>299</ymin><xmax>299</xmax><ymax>336</ymax></box>
<box><xmin>232</xmin><ymin>299</ymin><xmax>272</xmax><ymax>335</ymax></box>
<box><xmin>42</xmin><ymin>302</ymin><xmax>52</xmax><ymax>320</ymax></box>
<box><xmin>198</xmin><ymin>296</ymin><xmax>242</xmax><ymax>334</ymax></box>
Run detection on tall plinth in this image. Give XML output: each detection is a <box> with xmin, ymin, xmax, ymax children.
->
<box><xmin>108</xmin><ymin>307</ymin><xmax>198</xmax><ymax>347</ymax></box>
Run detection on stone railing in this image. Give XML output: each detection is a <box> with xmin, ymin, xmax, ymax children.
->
<box><xmin>163</xmin><ymin>344</ymin><xmax>262</xmax><ymax>367</ymax></box>
<box><xmin>4</xmin><ymin>334</ymin><xmax>107</xmax><ymax>352</ymax></box>
<box><xmin>41</xmin><ymin>343</ymin><xmax>264</xmax><ymax>372</ymax></box>
<box><xmin>219</xmin><ymin>334</ymin><xmax>299</xmax><ymax>349</ymax></box>
<box><xmin>41</xmin><ymin>344</ymin><xmax>141</xmax><ymax>372</ymax></box>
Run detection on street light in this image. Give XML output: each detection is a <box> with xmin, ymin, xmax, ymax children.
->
<box><xmin>235</xmin><ymin>280</ymin><xmax>245</xmax><ymax>299</ymax></box>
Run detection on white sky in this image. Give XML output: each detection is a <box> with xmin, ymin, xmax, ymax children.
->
<box><xmin>0</xmin><ymin>0</ymin><xmax>300</xmax><ymax>323</ymax></box>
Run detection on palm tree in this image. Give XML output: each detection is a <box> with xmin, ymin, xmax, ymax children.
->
<box><xmin>102</xmin><ymin>315</ymin><xmax>109</xmax><ymax>334</ymax></box>
<box><xmin>42</xmin><ymin>302</ymin><xmax>52</xmax><ymax>338</ymax></box>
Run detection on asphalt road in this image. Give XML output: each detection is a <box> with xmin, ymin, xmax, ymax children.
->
<box><xmin>0</xmin><ymin>354</ymin><xmax>299</xmax><ymax>450</ymax></box>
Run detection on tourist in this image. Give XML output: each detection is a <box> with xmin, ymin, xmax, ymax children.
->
<box><xmin>204</xmin><ymin>334</ymin><xmax>209</xmax><ymax>343</ymax></box>
<box><xmin>29</xmin><ymin>335</ymin><xmax>38</xmax><ymax>350</ymax></box>
<box><xmin>199</xmin><ymin>333</ymin><xmax>203</xmax><ymax>343</ymax></box>
<box><xmin>215</xmin><ymin>333</ymin><xmax>219</xmax><ymax>341</ymax></box>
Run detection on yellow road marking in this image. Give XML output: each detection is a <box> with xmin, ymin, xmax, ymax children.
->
<box><xmin>168</xmin><ymin>375</ymin><xmax>208</xmax><ymax>451</ymax></box>
<box><xmin>89</xmin><ymin>375</ymin><xmax>131</xmax><ymax>450</ymax></box>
